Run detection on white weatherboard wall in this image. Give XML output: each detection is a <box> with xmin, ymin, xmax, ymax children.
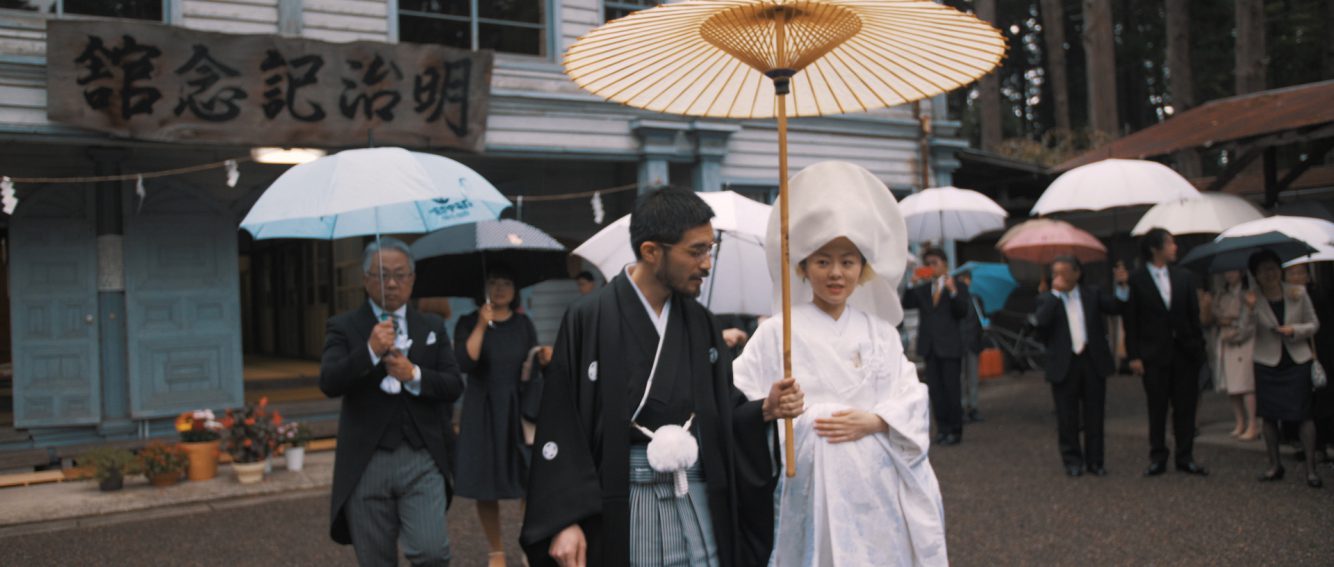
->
<box><xmin>0</xmin><ymin>0</ymin><xmax>951</xmax><ymax>190</ymax></box>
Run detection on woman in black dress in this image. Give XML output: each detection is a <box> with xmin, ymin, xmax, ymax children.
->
<box><xmin>455</xmin><ymin>268</ymin><xmax>550</xmax><ymax>566</ymax></box>
<box><xmin>1242</xmin><ymin>251</ymin><xmax>1322</xmax><ymax>488</ymax></box>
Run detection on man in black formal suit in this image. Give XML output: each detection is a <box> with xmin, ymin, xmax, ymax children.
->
<box><xmin>903</xmin><ymin>248</ymin><xmax>972</xmax><ymax>445</ymax></box>
<box><xmin>320</xmin><ymin>238</ymin><xmax>465</xmax><ymax>566</ymax></box>
<box><xmin>1122</xmin><ymin>228</ymin><xmax>1209</xmax><ymax>477</ymax></box>
<box><xmin>1035</xmin><ymin>256</ymin><xmax>1126</xmax><ymax>477</ymax></box>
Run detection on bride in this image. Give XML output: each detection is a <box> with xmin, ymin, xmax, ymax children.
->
<box><xmin>733</xmin><ymin>161</ymin><xmax>946</xmax><ymax>566</ymax></box>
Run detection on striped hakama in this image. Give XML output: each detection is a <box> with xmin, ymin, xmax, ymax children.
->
<box><xmin>628</xmin><ymin>444</ymin><xmax>719</xmax><ymax>567</ymax></box>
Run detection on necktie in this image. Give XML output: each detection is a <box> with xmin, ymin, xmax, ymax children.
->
<box><xmin>1064</xmin><ymin>291</ymin><xmax>1086</xmax><ymax>354</ymax></box>
<box><xmin>932</xmin><ymin>280</ymin><xmax>942</xmax><ymax>306</ymax></box>
<box><xmin>1156</xmin><ymin>270</ymin><xmax>1171</xmax><ymax>309</ymax></box>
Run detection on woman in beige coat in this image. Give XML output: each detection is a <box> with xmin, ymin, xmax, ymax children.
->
<box><xmin>1240</xmin><ymin>250</ymin><xmax>1322</xmax><ymax>488</ymax></box>
<box><xmin>1213</xmin><ymin>271</ymin><xmax>1259</xmax><ymax>440</ymax></box>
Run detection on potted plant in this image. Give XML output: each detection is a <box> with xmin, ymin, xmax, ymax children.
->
<box><xmin>276</xmin><ymin>421</ymin><xmax>313</xmax><ymax>472</ymax></box>
<box><xmin>176</xmin><ymin>409</ymin><xmax>223</xmax><ymax>481</ymax></box>
<box><xmin>85</xmin><ymin>446</ymin><xmax>136</xmax><ymax>492</ymax></box>
<box><xmin>138</xmin><ymin>441</ymin><xmax>188</xmax><ymax>488</ymax></box>
<box><xmin>222</xmin><ymin>397</ymin><xmax>280</xmax><ymax>484</ymax></box>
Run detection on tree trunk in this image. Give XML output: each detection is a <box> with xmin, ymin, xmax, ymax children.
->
<box><xmin>1234</xmin><ymin>0</ymin><xmax>1266</xmax><ymax>94</ymax></box>
<box><xmin>1082</xmin><ymin>0</ymin><xmax>1118</xmax><ymax>137</ymax></box>
<box><xmin>1325</xmin><ymin>0</ymin><xmax>1334</xmax><ymax>80</ymax></box>
<box><xmin>976</xmin><ymin>0</ymin><xmax>1003</xmax><ymax>151</ymax></box>
<box><xmin>1165</xmin><ymin>0</ymin><xmax>1201</xmax><ymax>177</ymax></box>
<box><xmin>1039</xmin><ymin>0</ymin><xmax>1071</xmax><ymax>131</ymax></box>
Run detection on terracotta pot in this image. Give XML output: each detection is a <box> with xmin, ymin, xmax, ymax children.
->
<box><xmin>149</xmin><ymin>472</ymin><xmax>181</xmax><ymax>487</ymax></box>
<box><xmin>181</xmin><ymin>440</ymin><xmax>220</xmax><ymax>481</ymax></box>
<box><xmin>232</xmin><ymin>461</ymin><xmax>266</xmax><ymax>484</ymax></box>
<box><xmin>285</xmin><ymin>446</ymin><xmax>306</xmax><ymax>472</ymax></box>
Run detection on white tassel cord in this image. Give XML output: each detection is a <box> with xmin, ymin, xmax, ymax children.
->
<box><xmin>632</xmin><ymin>414</ymin><xmax>697</xmax><ymax>498</ymax></box>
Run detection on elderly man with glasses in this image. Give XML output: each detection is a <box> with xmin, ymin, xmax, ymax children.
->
<box><xmin>320</xmin><ymin>237</ymin><xmax>465</xmax><ymax>567</ymax></box>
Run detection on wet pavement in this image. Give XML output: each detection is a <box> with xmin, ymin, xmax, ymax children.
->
<box><xmin>1</xmin><ymin>371</ymin><xmax>1330</xmax><ymax>566</ymax></box>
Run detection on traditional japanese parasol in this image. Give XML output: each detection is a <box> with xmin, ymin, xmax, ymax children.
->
<box><xmin>564</xmin><ymin>0</ymin><xmax>1005</xmax><ymax>476</ymax></box>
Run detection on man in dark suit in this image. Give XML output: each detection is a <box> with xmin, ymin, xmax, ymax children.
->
<box><xmin>903</xmin><ymin>248</ymin><xmax>972</xmax><ymax>445</ymax></box>
<box><xmin>1122</xmin><ymin>228</ymin><xmax>1208</xmax><ymax>477</ymax></box>
<box><xmin>1035</xmin><ymin>256</ymin><xmax>1125</xmax><ymax>477</ymax></box>
<box><xmin>320</xmin><ymin>238</ymin><xmax>465</xmax><ymax>566</ymax></box>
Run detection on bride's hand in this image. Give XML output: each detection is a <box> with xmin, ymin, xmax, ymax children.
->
<box><xmin>814</xmin><ymin>410</ymin><xmax>887</xmax><ymax>443</ymax></box>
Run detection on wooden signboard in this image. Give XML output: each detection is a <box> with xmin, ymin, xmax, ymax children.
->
<box><xmin>46</xmin><ymin>20</ymin><xmax>493</xmax><ymax>151</ymax></box>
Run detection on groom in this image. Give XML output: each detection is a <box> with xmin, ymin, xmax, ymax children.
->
<box><xmin>521</xmin><ymin>188</ymin><xmax>803</xmax><ymax>567</ymax></box>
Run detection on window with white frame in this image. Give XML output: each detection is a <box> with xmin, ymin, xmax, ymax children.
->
<box><xmin>399</xmin><ymin>0</ymin><xmax>547</xmax><ymax>57</ymax></box>
<box><xmin>604</xmin><ymin>0</ymin><xmax>661</xmax><ymax>22</ymax></box>
<box><xmin>0</xmin><ymin>0</ymin><xmax>165</xmax><ymax>20</ymax></box>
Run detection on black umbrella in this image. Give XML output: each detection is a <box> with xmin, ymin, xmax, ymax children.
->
<box><xmin>1179</xmin><ymin>231</ymin><xmax>1317</xmax><ymax>273</ymax></box>
<box><xmin>411</xmin><ymin>219</ymin><xmax>568</xmax><ymax>298</ymax></box>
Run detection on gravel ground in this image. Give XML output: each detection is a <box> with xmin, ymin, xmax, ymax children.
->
<box><xmin>1</xmin><ymin>372</ymin><xmax>1330</xmax><ymax>566</ymax></box>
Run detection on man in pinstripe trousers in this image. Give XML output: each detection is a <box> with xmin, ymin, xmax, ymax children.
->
<box><xmin>320</xmin><ymin>238</ymin><xmax>466</xmax><ymax>567</ymax></box>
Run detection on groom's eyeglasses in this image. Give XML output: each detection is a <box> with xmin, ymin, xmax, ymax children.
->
<box><xmin>659</xmin><ymin>241</ymin><xmax>718</xmax><ymax>262</ymax></box>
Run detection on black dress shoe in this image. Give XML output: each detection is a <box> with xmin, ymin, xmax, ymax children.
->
<box><xmin>1258</xmin><ymin>466</ymin><xmax>1284</xmax><ymax>482</ymax></box>
<box><xmin>967</xmin><ymin>409</ymin><xmax>984</xmax><ymax>423</ymax></box>
<box><xmin>1308</xmin><ymin>474</ymin><xmax>1323</xmax><ymax>488</ymax></box>
<box><xmin>1144</xmin><ymin>462</ymin><xmax>1168</xmax><ymax>477</ymax></box>
<box><xmin>1086</xmin><ymin>465</ymin><xmax>1108</xmax><ymax>477</ymax></box>
<box><xmin>1065</xmin><ymin>465</ymin><xmax>1084</xmax><ymax>477</ymax></box>
<box><xmin>1176</xmin><ymin>462</ymin><xmax>1209</xmax><ymax>476</ymax></box>
<box><xmin>938</xmin><ymin>433</ymin><xmax>961</xmax><ymax>446</ymax></box>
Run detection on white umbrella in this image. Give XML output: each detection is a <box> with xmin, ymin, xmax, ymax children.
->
<box><xmin>240</xmin><ymin>147</ymin><xmax>511</xmax><ymax>301</ymax></box>
<box><xmin>1284</xmin><ymin>243</ymin><xmax>1334</xmax><ymax>267</ymax></box>
<box><xmin>1131</xmin><ymin>193</ymin><xmax>1264</xmax><ymax>236</ymax></box>
<box><xmin>1033</xmin><ymin>159</ymin><xmax>1200</xmax><ymax>216</ymax></box>
<box><xmin>1218</xmin><ymin>215</ymin><xmax>1334</xmax><ymax>247</ymax></box>
<box><xmin>899</xmin><ymin>186</ymin><xmax>1008</xmax><ymax>243</ymax></box>
<box><xmin>240</xmin><ymin>147</ymin><xmax>511</xmax><ymax>239</ymax></box>
<box><xmin>573</xmin><ymin>191</ymin><xmax>773</xmax><ymax>316</ymax></box>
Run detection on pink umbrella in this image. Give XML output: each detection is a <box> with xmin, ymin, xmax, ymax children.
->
<box><xmin>999</xmin><ymin>219</ymin><xmax>1108</xmax><ymax>264</ymax></box>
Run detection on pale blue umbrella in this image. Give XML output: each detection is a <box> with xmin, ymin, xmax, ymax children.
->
<box><xmin>240</xmin><ymin>147</ymin><xmax>511</xmax><ymax>300</ymax></box>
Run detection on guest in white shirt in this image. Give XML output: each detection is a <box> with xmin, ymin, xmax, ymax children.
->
<box><xmin>1034</xmin><ymin>256</ymin><xmax>1126</xmax><ymax>477</ymax></box>
<box><xmin>1121</xmin><ymin>228</ymin><xmax>1209</xmax><ymax>477</ymax></box>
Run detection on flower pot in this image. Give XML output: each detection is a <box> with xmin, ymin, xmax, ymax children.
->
<box><xmin>232</xmin><ymin>461</ymin><xmax>266</xmax><ymax>484</ymax></box>
<box><xmin>149</xmin><ymin>472</ymin><xmax>181</xmax><ymax>488</ymax></box>
<box><xmin>180</xmin><ymin>440</ymin><xmax>220</xmax><ymax>481</ymax></box>
<box><xmin>285</xmin><ymin>446</ymin><xmax>306</xmax><ymax>472</ymax></box>
<box><xmin>98</xmin><ymin>473</ymin><xmax>124</xmax><ymax>492</ymax></box>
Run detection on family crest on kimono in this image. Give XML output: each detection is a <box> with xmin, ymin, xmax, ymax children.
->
<box><xmin>733</xmin><ymin>161</ymin><xmax>948</xmax><ymax>567</ymax></box>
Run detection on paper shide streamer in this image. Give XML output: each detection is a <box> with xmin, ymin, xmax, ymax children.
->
<box><xmin>136</xmin><ymin>174</ymin><xmax>146</xmax><ymax>211</ymax></box>
<box><xmin>591</xmin><ymin>190</ymin><xmax>605</xmax><ymax>224</ymax></box>
<box><xmin>225</xmin><ymin>159</ymin><xmax>239</xmax><ymax>188</ymax></box>
<box><xmin>1</xmin><ymin>176</ymin><xmax>17</xmax><ymax>215</ymax></box>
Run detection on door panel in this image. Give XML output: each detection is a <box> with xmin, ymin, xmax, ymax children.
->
<box><xmin>125</xmin><ymin>187</ymin><xmax>243</xmax><ymax>417</ymax></box>
<box><xmin>10</xmin><ymin>186</ymin><xmax>100</xmax><ymax>427</ymax></box>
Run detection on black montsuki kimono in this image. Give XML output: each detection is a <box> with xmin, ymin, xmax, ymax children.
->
<box><xmin>520</xmin><ymin>273</ymin><xmax>778</xmax><ymax>567</ymax></box>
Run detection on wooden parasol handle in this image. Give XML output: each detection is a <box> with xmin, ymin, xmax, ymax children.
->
<box><xmin>773</xmin><ymin>6</ymin><xmax>797</xmax><ymax>480</ymax></box>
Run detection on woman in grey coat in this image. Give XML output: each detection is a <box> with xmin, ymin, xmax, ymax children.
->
<box><xmin>1240</xmin><ymin>251</ymin><xmax>1322</xmax><ymax>488</ymax></box>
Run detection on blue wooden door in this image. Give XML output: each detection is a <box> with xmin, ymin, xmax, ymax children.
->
<box><xmin>9</xmin><ymin>186</ymin><xmax>101</xmax><ymax>427</ymax></box>
<box><xmin>124</xmin><ymin>186</ymin><xmax>243</xmax><ymax>418</ymax></box>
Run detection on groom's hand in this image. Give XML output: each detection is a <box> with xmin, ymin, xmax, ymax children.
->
<box><xmin>550</xmin><ymin>523</ymin><xmax>586</xmax><ymax>567</ymax></box>
<box><xmin>763</xmin><ymin>377</ymin><xmax>805</xmax><ymax>422</ymax></box>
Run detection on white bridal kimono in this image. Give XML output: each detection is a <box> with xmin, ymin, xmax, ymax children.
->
<box><xmin>734</xmin><ymin>302</ymin><xmax>947</xmax><ymax>567</ymax></box>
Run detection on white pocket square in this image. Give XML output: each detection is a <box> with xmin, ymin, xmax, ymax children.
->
<box><xmin>426</xmin><ymin>331</ymin><xmax>437</xmax><ymax>345</ymax></box>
